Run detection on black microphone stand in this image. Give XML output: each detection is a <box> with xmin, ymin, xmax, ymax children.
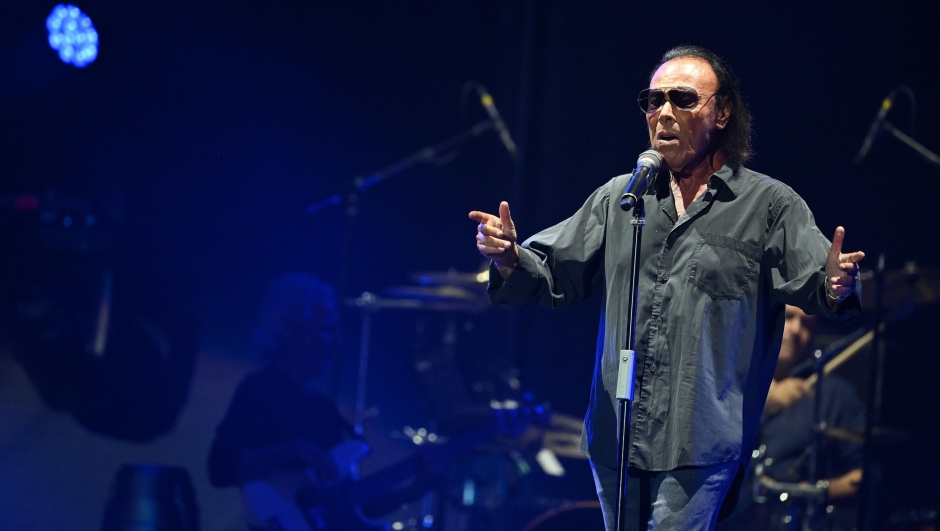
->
<box><xmin>614</xmin><ymin>197</ymin><xmax>645</xmax><ymax>531</ymax></box>
<box><xmin>303</xmin><ymin>118</ymin><xmax>500</xmax><ymax>413</ymax></box>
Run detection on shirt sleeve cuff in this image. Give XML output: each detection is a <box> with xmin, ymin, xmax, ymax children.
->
<box><xmin>487</xmin><ymin>247</ymin><xmax>542</xmax><ymax>306</ymax></box>
<box><xmin>815</xmin><ymin>270</ymin><xmax>863</xmax><ymax>321</ymax></box>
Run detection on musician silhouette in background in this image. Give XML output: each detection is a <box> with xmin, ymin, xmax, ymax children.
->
<box><xmin>208</xmin><ymin>274</ymin><xmax>441</xmax><ymax>530</ymax></box>
<box><xmin>718</xmin><ymin>305</ymin><xmax>865</xmax><ymax>530</ymax></box>
<box><xmin>761</xmin><ymin>305</ymin><xmax>864</xmax><ymax>501</ymax></box>
<box><xmin>208</xmin><ymin>275</ymin><xmax>351</xmax><ymax>490</ymax></box>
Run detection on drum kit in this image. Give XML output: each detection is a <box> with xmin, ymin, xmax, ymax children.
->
<box><xmin>337</xmin><ymin>263</ymin><xmax>940</xmax><ymax>531</ymax></box>
<box><xmin>340</xmin><ymin>266</ymin><xmax>604</xmax><ymax>531</ymax></box>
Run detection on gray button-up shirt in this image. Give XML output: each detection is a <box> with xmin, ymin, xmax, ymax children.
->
<box><xmin>488</xmin><ymin>164</ymin><xmax>861</xmax><ymax>471</ymax></box>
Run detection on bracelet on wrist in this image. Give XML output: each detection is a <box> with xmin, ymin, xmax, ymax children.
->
<box><xmin>825</xmin><ymin>282</ymin><xmax>847</xmax><ymax>303</ymax></box>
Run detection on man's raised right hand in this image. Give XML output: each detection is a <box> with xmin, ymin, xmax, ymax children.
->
<box><xmin>469</xmin><ymin>201</ymin><xmax>519</xmax><ymax>279</ymax></box>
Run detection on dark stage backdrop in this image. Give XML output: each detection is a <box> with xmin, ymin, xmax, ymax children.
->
<box><xmin>1</xmin><ymin>1</ymin><xmax>939</xmax><ymax>529</ymax></box>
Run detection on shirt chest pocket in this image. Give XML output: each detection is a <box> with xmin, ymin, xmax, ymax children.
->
<box><xmin>687</xmin><ymin>232</ymin><xmax>760</xmax><ymax>301</ymax></box>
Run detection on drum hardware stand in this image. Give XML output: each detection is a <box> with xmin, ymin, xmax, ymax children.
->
<box><xmin>805</xmin><ymin>346</ymin><xmax>829</xmax><ymax>531</ymax></box>
<box><xmin>805</xmin><ymin>326</ymin><xmax>870</xmax><ymax>531</ymax></box>
<box><xmin>349</xmin><ymin>293</ymin><xmax>378</xmax><ymax>439</ymax></box>
<box><xmin>858</xmin><ymin>253</ymin><xmax>887</xmax><ymax>531</ymax></box>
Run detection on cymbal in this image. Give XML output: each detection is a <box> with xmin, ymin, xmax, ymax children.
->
<box><xmin>861</xmin><ymin>264</ymin><xmax>940</xmax><ymax>310</ymax></box>
<box><xmin>385</xmin><ymin>285</ymin><xmax>484</xmax><ymax>302</ymax></box>
<box><xmin>542</xmin><ymin>431</ymin><xmax>586</xmax><ymax>459</ymax></box>
<box><xmin>548</xmin><ymin>411</ymin><xmax>585</xmax><ymax>433</ymax></box>
<box><xmin>410</xmin><ymin>268</ymin><xmax>489</xmax><ymax>288</ymax></box>
<box><xmin>344</xmin><ymin>291</ymin><xmax>487</xmax><ymax>312</ymax></box>
<box><xmin>516</xmin><ymin>412</ymin><xmax>586</xmax><ymax>459</ymax></box>
<box><xmin>822</xmin><ymin>426</ymin><xmax>913</xmax><ymax>446</ymax></box>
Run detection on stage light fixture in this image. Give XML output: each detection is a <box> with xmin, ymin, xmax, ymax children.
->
<box><xmin>46</xmin><ymin>4</ymin><xmax>98</xmax><ymax>68</ymax></box>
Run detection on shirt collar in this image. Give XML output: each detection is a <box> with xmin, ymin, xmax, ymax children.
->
<box><xmin>708</xmin><ymin>163</ymin><xmax>742</xmax><ymax>198</ymax></box>
<box><xmin>651</xmin><ymin>162</ymin><xmax>742</xmax><ymax>199</ymax></box>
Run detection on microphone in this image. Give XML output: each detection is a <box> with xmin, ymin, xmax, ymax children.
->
<box><xmin>620</xmin><ymin>150</ymin><xmax>663</xmax><ymax>211</ymax></box>
<box><xmin>476</xmin><ymin>85</ymin><xmax>518</xmax><ymax>159</ymax></box>
<box><xmin>854</xmin><ymin>89</ymin><xmax>896</xmax><ymax>164</ymax></box>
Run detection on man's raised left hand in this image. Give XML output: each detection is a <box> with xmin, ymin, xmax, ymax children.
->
<box><xmin>825</xmin><ymin>226</ymin><xmax>865</xmax><ymax>303</ymax></box>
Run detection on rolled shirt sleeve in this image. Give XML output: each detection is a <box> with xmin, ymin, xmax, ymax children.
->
<box><xmin>488</xmin><ymin>182</ymin><xmax>610</xmax><ymax>309</ymax></box>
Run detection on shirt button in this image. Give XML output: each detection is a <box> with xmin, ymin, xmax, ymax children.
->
<box><xmin>649</xmin><ymin>365</ymin><xmax>657</xmax><ymax>373</ymax></box>
<box><xmin>659</xmin><ymin>274</ymin><xmax>669</xmax><ymax>283</ymax></box>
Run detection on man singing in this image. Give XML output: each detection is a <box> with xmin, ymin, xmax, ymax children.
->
<box><xmin>469</xmin><ymin>45</ymin><xmax>864</xmax><ymax>530</ymax></box>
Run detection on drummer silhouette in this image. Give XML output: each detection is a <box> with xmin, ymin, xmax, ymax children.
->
<box><xmin>717</xmin><ymin>305</ymin><xmax>865</xmax><ymax>530</ymax></box>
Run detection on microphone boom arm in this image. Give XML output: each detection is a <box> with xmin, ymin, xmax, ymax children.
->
<box><xmin>881</xmin><ymin>121</ymin><xmax>940</xmax><ymax>167</ymax></box>
<box><xmin>304</xmin><ymin>119</ymin><xmax>497</xmax><ymax>215</ymax></box>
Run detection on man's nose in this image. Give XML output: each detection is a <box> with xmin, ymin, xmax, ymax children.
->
<box><xmin>659</xmin><ymin>99</ymin><xmax>677</xmax><ymax>121</ymax></box>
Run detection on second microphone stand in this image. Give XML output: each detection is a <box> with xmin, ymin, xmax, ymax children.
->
<box><xmin>304</xmin><ymin>118</ymin><xmax>501</xmax><ymax>428</ymax></box>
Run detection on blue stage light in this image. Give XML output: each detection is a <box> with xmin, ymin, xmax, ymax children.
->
<box><xmin>46</xmin><ymin>4</ymin><xmax>98</xmax><ymax>68</ymax></box>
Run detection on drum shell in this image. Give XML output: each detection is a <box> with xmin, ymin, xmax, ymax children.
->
<box><xmin>101</xmin><ymin>464</ymin><xmax>199</xmax><ymax>531</ymax></box>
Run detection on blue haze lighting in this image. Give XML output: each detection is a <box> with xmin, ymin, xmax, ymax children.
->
<box><xmin>47</xmin><ymin>4</ymin><xmax>98</xmax><ymax>68</ymax></box>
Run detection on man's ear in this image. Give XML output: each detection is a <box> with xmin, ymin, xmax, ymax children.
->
<box><xmin>716</xmin><ymin>99</ymin><xmax>732</xmax><ymax>130</ymax></box>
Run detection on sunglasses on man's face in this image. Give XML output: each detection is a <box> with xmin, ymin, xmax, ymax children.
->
<box><xmin>638</xmin><ymin>86</ymin><xmax>717</xmax><ymax>114</ymax></box>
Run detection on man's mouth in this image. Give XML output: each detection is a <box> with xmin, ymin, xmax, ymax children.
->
<box><xmin>657</xmin><ymin>133</ymin><xmax>679</xmax><ymax>144</ymax></box>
